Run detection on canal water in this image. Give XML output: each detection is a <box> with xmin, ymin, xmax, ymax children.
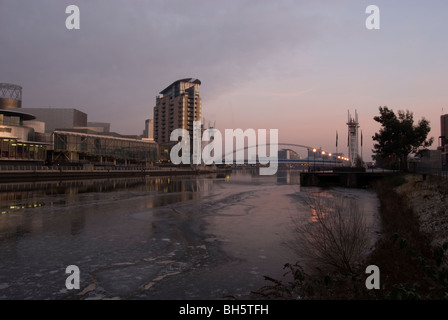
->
<box><xmin>0</xmin><ymin>169</ymin><xmax>380</xmax><ymax>300</ymax></box>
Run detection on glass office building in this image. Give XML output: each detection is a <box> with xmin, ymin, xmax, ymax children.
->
<box><xmin>52</xmin><ymin>130</ymin><xmax>158</xmax><ymax>166</ymax></box>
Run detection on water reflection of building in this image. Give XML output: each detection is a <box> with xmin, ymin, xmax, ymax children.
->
<box><xmin>0</xmin><ymin>175</ymin><xmax>220</xmax><ymax>220</ymax></box>
<box><xmin>276</xmin><ymin>170</ymin><xmax>300</xmax><ymax>185</ymax></box>
<box><xmin>0</xmin><ymin>83</ymin><xmax>48</xmax><ymax>165</ymax></box>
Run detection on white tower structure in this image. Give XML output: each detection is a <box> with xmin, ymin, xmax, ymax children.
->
<box><xmin>347</xmin><ymin>110</ymin><xmax>360</xmax><ymax>167</ymax></box>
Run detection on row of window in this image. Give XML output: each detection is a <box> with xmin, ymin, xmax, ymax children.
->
<box><xmin>0</xmin><ymin>114</ymin><xmax>22</xmax><ymax>126</ymax></box>
<box><xmin>53</xmin><ymin>132</ymin><xmax>157</xmax><ymax>162</ymax></box>
<box><xmin>0</xmin><ymin>138</ymin><xmax>46</xmax><ymax>160</ymax></box>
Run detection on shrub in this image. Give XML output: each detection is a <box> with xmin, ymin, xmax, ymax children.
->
<box><xmin>287</xmin><ymin>192</ymin><xmax>369</xmax><ymax>274</ymax></box>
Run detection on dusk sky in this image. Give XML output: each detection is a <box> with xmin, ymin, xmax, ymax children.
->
<box><xmin>1</xmin><ymin>0</ymin><xmax>447</xmax><ymax>160</ymax></box>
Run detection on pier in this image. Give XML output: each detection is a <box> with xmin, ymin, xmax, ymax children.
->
<box><xmin>300</xmin><ymin>169</ymin><xmax>395</xmax><ymax>188</ymax></box>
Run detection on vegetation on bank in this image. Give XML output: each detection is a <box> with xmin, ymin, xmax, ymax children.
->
<box><xmin>253</xmin><ymin>174</ymin><xmax>448</xmax><ymax>299</ymax></box>
<box><xmin>371</xmin><ymin>106</ymin><xmax>433</xmax><ymax>172</ymax></box>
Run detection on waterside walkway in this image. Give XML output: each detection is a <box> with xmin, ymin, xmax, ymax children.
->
<box><xmin>0</xmin><ymin>165</ymin><xmax>229</xmax><ymax>182</ymax></box>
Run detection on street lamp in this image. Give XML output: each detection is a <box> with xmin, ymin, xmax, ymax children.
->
<box><xmin>312</xmin><ymin>148</ymin><xmax>317</xmax><ymax>172</ymax></box>
<box><xmin>321</xmin><ymin>151</ymin><xmax>325</xmax><ymax>169</ymax></box>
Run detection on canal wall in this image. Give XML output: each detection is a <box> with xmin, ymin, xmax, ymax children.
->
<box><xmin>300</xmin><ymin>171</ymin><xmax>397</xmax><ymax>188</ymax></box>
<box><xmin>0</xmin><ymin>167</ymin><xmax>230</xmax><ymax>182</ymax></box>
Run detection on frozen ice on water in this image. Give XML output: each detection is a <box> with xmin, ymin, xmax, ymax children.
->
<box><xmin>0</xmin><ymin>283</ymin><xmax>9</xmax><ymax>290</ymax></box>
<box><xmin>113</xmin><ymin>262</ymin><xmax>134</xmax><ymax>266</ymax></box>
<box><xmin>156</xmin><ymin>260</ymin><xmax>176</xmax><ymax>265</ymax></box>
<box><xmin>0</xmin><ymin>172</ymin><xmax>381</xmax><ymax>299</ymax></box>
<box><xmin>250</xmin><ymin>270</ymin><xmax>259</xmax><ymax>275</ymax></box>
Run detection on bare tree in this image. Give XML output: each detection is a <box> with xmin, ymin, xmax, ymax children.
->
<box><xmin>288</xmin><ymin>192</ymin><xmax>370</xmax><ymax>274</ymax></box>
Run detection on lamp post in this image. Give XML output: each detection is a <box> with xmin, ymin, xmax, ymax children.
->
<box><xmin>321</xmin><ymin>151</ymin><xmax>326</xmax><ymax>171</ymax></box>
<box><xmin>312</xmin><ymin>148</ymin><xmax>317</xmax><ymax>172</ymax></box>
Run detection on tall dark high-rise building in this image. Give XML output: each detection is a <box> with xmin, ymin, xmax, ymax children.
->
<box><xmin>441</xmin><ymin>114</ymin><xmax>448</xmax><ymax>170</ymax></box>
<box><xmin>441</xmin><ymin>114</ymin><xmax>448</xmax><ymax>147</ymax></box>
<box><xmin>153</xmin><ymin>78</ymin><xmax>202</xmax><ymax>160</ymax></box>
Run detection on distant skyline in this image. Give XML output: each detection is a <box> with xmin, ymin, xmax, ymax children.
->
<box><xmin>1</xmin><ymin>0</ymin><xmax>447</xmax><ymax>161</ymax></box>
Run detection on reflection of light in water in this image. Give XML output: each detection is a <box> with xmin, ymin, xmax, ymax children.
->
<box><xmin>4</xmin><ymin>202</ymin><xmax>45</xmax><ymax>213</ymax></box>
<box><xmin>309</xmin><ymin>191</ymin><xmax>335</xmax><ymax>222</ymax></box>
<box><xmin>311</xmin><ymin>208</ymin><xmax>328</xmax><ymax>222</ymax></box>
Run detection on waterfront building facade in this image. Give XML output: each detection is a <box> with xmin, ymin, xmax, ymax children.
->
<box><xmin>16</xmin><ymin>107</ymin><xmax>88</xmax><ymax>133</ymax></box>
<box><xmin>142</xmin><ymin>119</ymin><xmax>154</xmax><ymax>141</ymax></box>
<box><xmin>153</xmin><ymin>78</ymin><xmax>202</xmax><ymax>161</ymax></box>
<box><xmin>12</xmin><ymin>105</ymin><xmax>156</xmax><ymax>167</ymax></box>
<box><xmin>0</xmin><ymin>83</ymin><xmax>47</xmax><ymax>165</ymax></box>
<box><xmin>278</xmin><ymin>148</ymin><xmax>301</xmax><ymax>161</ymax></box>
<box><xmin>51</xmin><ymin>129</ymin><xmax>157</xmax><ymax>167</ymax></box>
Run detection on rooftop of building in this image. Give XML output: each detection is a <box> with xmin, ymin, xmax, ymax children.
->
<box><xmin>0</xmin><ymin>83</ymin><xmax>22</xmax><ymax>99</ymax></box>
<box><xmin>18</xmin><ymin>107</ymin><xmax>87</xmax><ymax>113</ymax></box>
<box><xmin>159</xmin><ymin>78</ymin><xmax>201</xmax><ymax>95</ymax></box>
<box><xmin>53</xmin><ymin>128</ymin><xmax>155</xmax><ymax>143</ymax></box>
<box><xmin>0</xmin><ymin>109</ymin><xmax>36</xmax><ymax>121</ymax></box>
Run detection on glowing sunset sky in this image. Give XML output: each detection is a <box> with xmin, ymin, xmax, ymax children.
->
<box><xmin>1</xmin><ymin>0</ymin><xmax>447</xmax><ymax>160</ymax></box>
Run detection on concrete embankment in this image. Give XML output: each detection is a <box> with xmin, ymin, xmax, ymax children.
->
<box><xmin>363</xmin><ymin>173</ymin><xmax>448</xmax><ymax>299</ymax></box>
<box><xmin>0</xmin><ymin>168</ymin><xmax>230</xmax><ymax>182</ymax></box>
<box><xmin>300</xmin><ymin>171</ymin><xmax>397</xmax><ymax>188</ymax></box>
<box><xmin>395</xmin><ymin>174</ymin><xmax>448</xmax><ymax>251</ymax></box>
